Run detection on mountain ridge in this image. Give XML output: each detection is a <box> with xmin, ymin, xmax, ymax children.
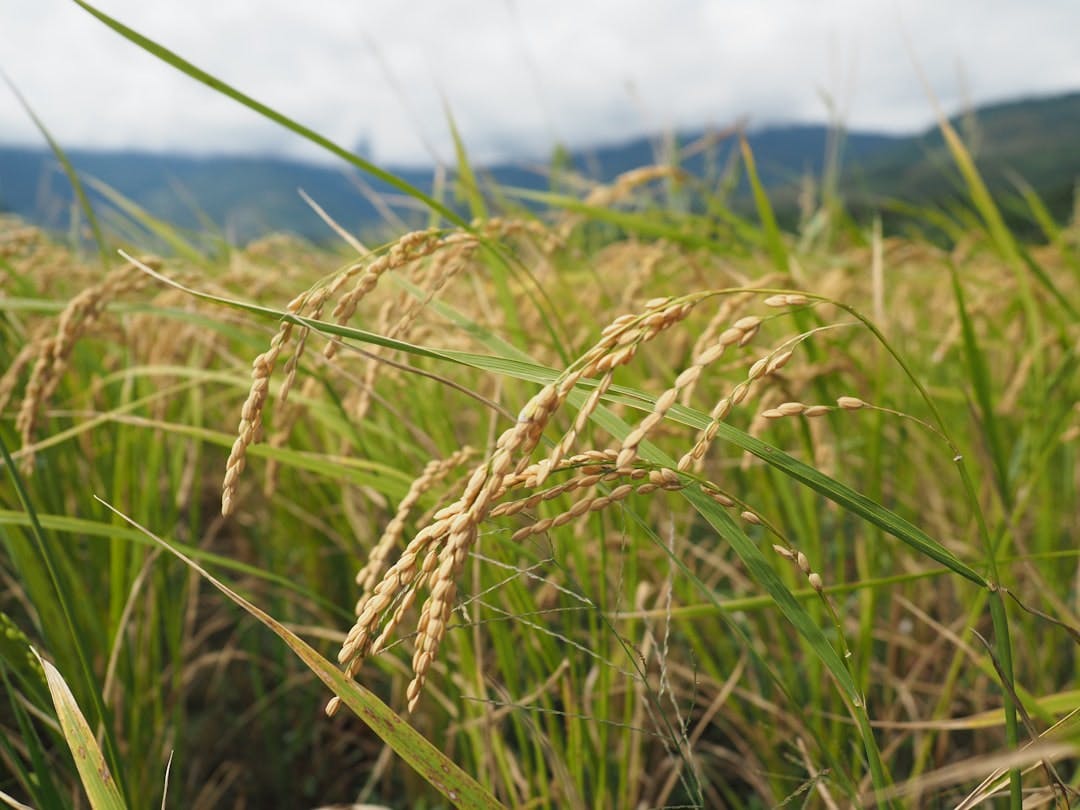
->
<box><xmin>2</xmin><ymin>90</ymin><xmax>1078</xmax><ymax>242</ymax></box>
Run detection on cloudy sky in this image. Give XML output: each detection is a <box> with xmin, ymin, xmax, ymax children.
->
<box><xmin>3</xmin><ymin>1</ymin><xmax>1079</xmax><ymax>167</ymax></box>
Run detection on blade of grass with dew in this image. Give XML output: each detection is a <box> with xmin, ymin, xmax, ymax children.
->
<box><xmin>1</xmin><ymin>71</ymin><xmax>109</xmax><ymax>267</ymax></box>
<box><xmin>30</xmin><ymin>649</ymin><xmax>126</xmax><ymax>810</ymax></box>
<box><xmin>96</xmin><ymin>500</ymin><xmax>507</xmax><ymax>810</ymax></box>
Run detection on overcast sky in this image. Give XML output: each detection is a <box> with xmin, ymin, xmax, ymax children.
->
<box><xmin>3</xmin><ymin>1</ymin><xmax>1079</xmax><ymax>167</ymax></box>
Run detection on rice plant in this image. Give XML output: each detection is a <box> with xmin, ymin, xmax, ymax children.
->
<box><xmin>0</xmin><ymin>4</ymin><xmax>1077</xmax><ymax>808</ymax></box>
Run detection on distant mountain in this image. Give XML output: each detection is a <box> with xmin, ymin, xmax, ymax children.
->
<box><xmin>0</xmin><ymin>147</ymin><xmax>419</xmax><ymax>242</ymax></box>
<box><xmin>1</xmin><ymin>90</ymin><xmax>1078</xmax><ymax>243</ymax></box>
<box><xmin>0</xmin><ymin>127</ymin><xmax>901</xmax><ymax>242</ymax></box>
<box><xmin>843</xmin><ymin>92</ymin><xmax>1080</xmax><ymax>223</ymax></box>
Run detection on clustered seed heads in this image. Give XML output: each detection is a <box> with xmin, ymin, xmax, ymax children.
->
<box><xmin>330</xmin><ymin>295</ymin><xmax>800</xmax><ymax>713</ymax></box>
<box><xmin>350</xmin><ymin>239</ymin><xmax>480</xmax><ymax>424</ymax></box>
<box><xmin>333</xmin><ymin>382</ymin><xmax>566</xmax><ymax>714</ymax></box>
<box><xmin>13</xmin><ymin>258</ymin><xmax>159</xmax><ymax>472</ymax></box>
<box><xmin>323</xmin><ymin>289</ymin><xmax>820</xmax><ymax>715</ymax></box>
<box><xmin>761</xmin><ymin>401</ymin><xmax>812</xmax><ymax>419</ymax></box>
<box><xmin>534</xmin><ymin>297</ymin><xmax>698</xmax><ymax>488</ymax></box>
<box><xmin>321</xmin><ymin>229</ymin><xmax>457</xmax><ymax>362</ymax></box>
<box><xmin>508</xmin><ymin>467</ymin><xmax>683</xmax><ymax>542</ymax></box>
<box><xmin>220</xmin><ymin>230</ymin><xmax>482</xmax><ymax>515</ymax></box>
<box><xmin>221</xmin><ymin>322</ymin><xmax>293</xmax><ymax>516</ymax></box>
<box><xmin>355</xmin><ymin>447</ymin><xmax>477</xmax><ymax>601</ymax></box>
<box><xmin>674</xmin><ymin>314</ymin><xmax>773</xmax><ymax>473</ymax></box>
<box><xmin>583</xmin><ymin>165</ymin><xmax>684</xmax><ymax>208</ymax></box>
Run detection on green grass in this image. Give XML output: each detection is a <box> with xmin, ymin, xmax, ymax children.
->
<box><xmin>0</xmin><ymin>5</ymin><xmax>1078</xmax><ymax>808</ymax></box>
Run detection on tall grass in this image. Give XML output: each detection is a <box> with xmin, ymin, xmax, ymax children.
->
<box><xmin>0</xmin><ymin>5</ymin><xmax>1078</xmax><ymax>808</ymax></box>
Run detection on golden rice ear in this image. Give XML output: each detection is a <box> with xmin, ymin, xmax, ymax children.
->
<box><xmin>221</xmin><ymin>320</ymin><xmax>293</xmax><ymax>516</ymax></box>
<box><xmin>327</xmin><ymin>287</ymin><xmax>815</xmax><ymax>712</ymax></box>
<box><xmin>15</xmin><ymin>257</ymin><xmax>159</xmax><ymax>473</ymax></box>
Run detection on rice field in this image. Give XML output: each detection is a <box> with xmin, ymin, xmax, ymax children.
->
<box><xmin>1</xmin><ymin>6</ymin><xmax>1079</xmax><ymax>808</ymax></box>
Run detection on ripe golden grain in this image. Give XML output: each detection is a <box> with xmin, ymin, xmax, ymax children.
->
<box><xmin>837</xmin><ymin>396</ymin><xmax>867</xmax><ymax>410</ymax></box>
<box><xmin>15</xmin><ymin>257</ymin><xmax>160</xmax><ymax>472</ymax></box>
<box><xmin>356</xmin><ymin>447</ymin><xmax>477</xmax><ymax>597</ymax></box>
<box><xmin>335</xmin><ymin>380</ymin><xmax>568</xmax><ymax>712</ymax></box>
<box><xmin>221</xmin><ymin>321</ymin><xmax>292</xmax><ymax>516</ymax></box>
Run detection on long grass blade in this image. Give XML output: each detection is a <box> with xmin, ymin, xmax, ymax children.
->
<box><xmin>740</xmin><ymin>135</ymin><xmax>789</xmax><ymax>273</ymax></box>
<box><xmin>96</xmin><ymin>500</ymin><xmax>507</xmax><ymax>810</ymax></box>
<box><xmin>31</xmin><ymin>650</ymin><xmax>127</xmax><ymax>810</ymax></box>
<box><xmin>935</xmin><ymin>111</ymin><xmax>1076</xmax><ymax>318</ymax></box>
<box><xmin>0</xmin><ymin>435</ymin><xmax>130</xmax><ymax>803</ymax></box>
<box><xmin>1</xmin><ymin>71</ymin><xmax>109</xmax><ymax>266</ymax></box>
<box><xmin>447</xmin><ymin>105</ymin><xmax>488</xmax><ymax>220</ymax></box>
<box><xmin>949</xmin><ymin>265</ymin><xmax>1010</xmax><ymax>506</ymax></box>
<box><xmin>72</xmin><ymin>0</ymin><xmax>466</xmax><ymax>229</ymax></box>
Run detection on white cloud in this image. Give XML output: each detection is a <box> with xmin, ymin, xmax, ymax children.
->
<box><xmin>2</xmin><ymin>0</ymin><xmax>1078</xmax><ymax>166</ymax></box>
